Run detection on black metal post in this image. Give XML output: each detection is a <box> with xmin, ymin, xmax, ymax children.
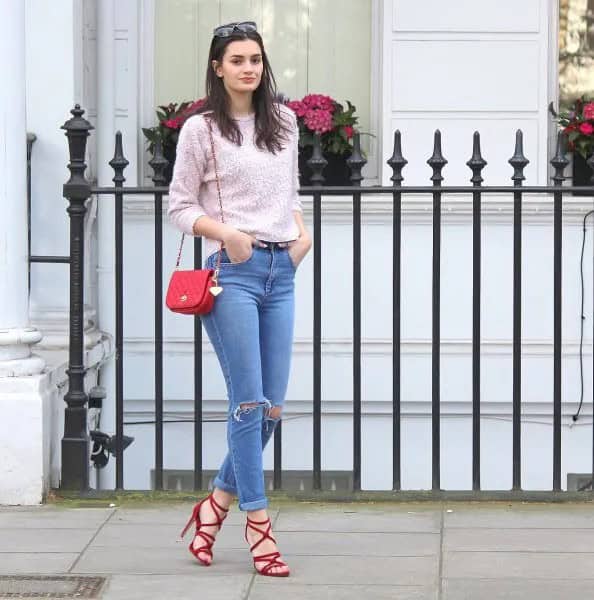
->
<box><xmin>387</xmin><ymin>131</ymin><xmax>407</xmax><ymax>491</ymax></box>
<box><xmin>109</xmin><ymin>131</ymin><xmax>129</xmax><ymax>489</ymax></box>
<box><xmin>273</xmin><ymin>420</ymin><xmax>282</xmax><ymax>490</ymax></box>
<box><xmin>427</xmin><ymin>130</ymin><xmax>447</xmax><ymax>492</ymax></box>
<box><xmin>60</xmin><ymin>105</ymin><xmax>94</xmax><ymax>490</ymax></box>
<box><xmin>27</xmin><ymin>133</ymin><xmax>37</xmax><ymax>294</ymax></box>
<box><xmin>551</xmin><ymin>132</ymin><xmax>568</xmax><ymax>491</ymax></box>
<box><xmin>347</xmin><ymin>133</ymin><xmax>366</xmax><ymax>492</ymax></box>
<box><xmin>194</xmin><ymin>237</ymin><xmax>204</xmax><ymax>491</ymax></box>
<box><xmin>467</xmin><ymin>132</ymin><xmax>486</xmax><ymax>492</ymax></box>
<box><xmin>308</xmin><ymin>133</ymin><xmax>327</xmax><ymax>491</ymax></box>
<box><xmin>509</xmin><ymin>130</ymin><xmax>528</xmax><ymax>491</ymax></box>
<box><xmin>149</xmin><ymin>139</ymin><xmax>168</xmax><ymax>490</ymax></box>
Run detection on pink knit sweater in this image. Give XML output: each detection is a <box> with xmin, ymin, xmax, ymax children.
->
<box><xmin>167</xmin><ymin>103</ymin><xmax>303</xmax><ymax>260</ymax></box>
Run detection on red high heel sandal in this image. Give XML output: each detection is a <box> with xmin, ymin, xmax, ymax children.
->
<box><xmin>180</xmin><ymin>493</ymin><xmax>229</xmax><ymax>566</ymax></box>
<box><xmin>245</xmin><ymin>516</ymin><xmax>290</xmax><ymax>577</ymax></box>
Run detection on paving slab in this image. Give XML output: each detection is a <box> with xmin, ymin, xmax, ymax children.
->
<box><xmin>256</xmin><ymin>555</ymin><xmax>438</xmax><ymax>586</ymax></box>
<box><xmin>249</xmin><ymin>582</ymin><xmax>437</xmax><ymax>600</ymax></box>
<box><xmin>278</xmin><ymin>530</ymin><xmax>439</xmax><ymax>556</ymax></box>
<box><xmin>444</xmin><ymin>550</ymin><xmax>594</xmax><ymax>579</ymax></box>
<box><xmin>443</xmin><ymin>578</ymin><xmax>594</xmax><ymax>600</ymax></box>
<box><xmin>72</xmin><ymin>546</ymin><xmax>253</xmax><ymax>576</ymax></box>
<box><xmin>91</xmin><ymin>522</ymin><xmax>247</xmax><ymax>550</ymax></box>
<box><xmin>444</xmin><ymin>527</ymin><xmax>594</xmax><ymax>552</ymax></box>
<box><xmin>110</xmin><ymin>505</ymin><xmax>277</xmax><ymax>527</ymax></box>
<box><xmin>443</xmin><ymin>505</ymin><xmax>594</xmax><ymax>529</ymax></box>
<box><xmin>274</xmin><ymin>508</ymin><xmax>440</xmax><ymax>533</ymax></box>
<box><xmin>0</xmin><ymin>553</ymin><xmax>79</xmax><ymax>574</ymax></box>
<box><xmin>0</xmin><ymin>507</ymin><xmax>113</xmax><ymax>529</ymax></box>
<box><xmin>100</xmin><ymin>574</ymin><xmax>251</xmax><ymax>600</ymax></box>
<box><xmin>0</xmin><ymin>528</ymin><xmax>97</xmax><ymax>553</ymax></box>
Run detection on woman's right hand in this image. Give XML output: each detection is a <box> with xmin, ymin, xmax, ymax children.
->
<box><xmin>222</xmin><ymin>229</ymin><xmax>266</xmax><ymax>263</ymax></box>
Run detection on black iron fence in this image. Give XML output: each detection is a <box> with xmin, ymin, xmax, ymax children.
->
<box><xmin>58</xmin><ymin>104</ymin><xmax>594</xmax><ymax>497</ymax></box>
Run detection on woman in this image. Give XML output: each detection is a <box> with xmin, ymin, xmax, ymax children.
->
<box><xmin>167</xmin><ymin>21</ymin><xmax>311</xmax><ymax>577</ymax></box>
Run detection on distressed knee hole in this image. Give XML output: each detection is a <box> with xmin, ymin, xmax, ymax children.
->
<box><xmin>233</xmin><ymin>399</ymin><xmax>272</xmax><ymax>422</ymax></box>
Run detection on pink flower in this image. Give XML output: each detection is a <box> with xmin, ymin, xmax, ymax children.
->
<box><xmin>287</xmin><ymin>100</ymin><xmax>307</xmax><ymax>117</ymax></box>
<box><xmin>302</xmin><ymin>94</ymin><xmax>335</xmax><ymax>112</ymax></box>
<box><xmin>579</xmin><ymin>122</ymin><xmax>594</xmax><ymax>135</ymax></box>
<box><xmin>303</xmin><ymin>108</ymin><xmax>333</xmax><ymax>134</ymax></box>
<box><xmin>344</xmin><ymin>125</ymin><xmax>354</xmax><ymax>139</ymax></box>
<box><xmin>583</xmin><ymin>102</ymin><xmax>594</xmax><ymax>120</ymax></box>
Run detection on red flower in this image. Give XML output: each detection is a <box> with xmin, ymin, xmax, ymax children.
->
<box><xmin>162</xmin><ymin>118</ymin><xmax>182</xmax><ymax>130</ymax></box>
<box><xmin>181</xmin><ymin>98</ymin><xmax>206</xmax><ymax>118</ymax></box>
<box><xmin>344</xmin><ymin>125</ymin><xmax>354</xmax><ymax>139</ymax></box>
<box><xmin>579</xmin><ymin>122</ymin><xmax>594</xmax><ymax>135</ymax></box>
<box><xmin>584</xmin><ymin>102</ymin><xmax>594</xmax><ymax>120</ymax></box>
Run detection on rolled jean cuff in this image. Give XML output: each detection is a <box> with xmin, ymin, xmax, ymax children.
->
<box><xmin>213</xmin><ymin>476</ymin><xmax>237</xmax><ymax>495</ymax></box>
<box><xmin>239</xmin><ymin>497</ymin><xmax>269</xmax><ymax>512</ymax></box>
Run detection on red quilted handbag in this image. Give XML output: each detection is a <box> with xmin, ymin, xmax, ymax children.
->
<box><xmin>166</xmin><ymin>116</ymin><xmax>224</xmax><ymax>316</ymax></box>
<box><xmin>166</xmin><ymin>267</ymin><xmax>218</xmax><ymax>314</ymax></box>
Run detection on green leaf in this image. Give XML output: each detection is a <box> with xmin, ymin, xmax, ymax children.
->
<box><xmin>142</xmin><ymin>128</ymin><xmax>157</xmax><ymax>143</ymax></box>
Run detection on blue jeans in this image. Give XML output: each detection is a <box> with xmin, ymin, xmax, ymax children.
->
<box><xmin>201</xmin><ymin>242</ymin><xmax>296</xmax><ymax>511</ymax></box>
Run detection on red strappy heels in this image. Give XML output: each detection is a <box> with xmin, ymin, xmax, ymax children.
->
<box><xmin>245</xmin><ymin>515</ymin><xmax>290</xmax><ymax>577</ymax></box>
<box><xmin>180</xmin><ymin>493</ymin><xmax>229</xmax><ymax>566</ymax></box>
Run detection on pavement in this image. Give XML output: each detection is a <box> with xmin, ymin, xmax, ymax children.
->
<box><xmin>1</xmin><ymin>500</ymin><xmax>594</xmax><ymax>599</ymax></box>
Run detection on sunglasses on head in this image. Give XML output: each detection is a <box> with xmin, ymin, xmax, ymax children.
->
<box><xmin>213</xmin><ymin>21</ymin><xmax>258</xmax><ymax>38</ymax></box>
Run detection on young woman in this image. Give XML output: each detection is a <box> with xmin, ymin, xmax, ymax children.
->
<box><xmin>167</xmin><ymin>21</ymin><xmax>311</xmax><ymax>577</ymax></box>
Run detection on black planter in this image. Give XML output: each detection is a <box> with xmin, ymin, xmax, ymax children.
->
<box><xmin>298</xmin><ymin>146</ymin><xmax>353</xmax><ymax>186</ymax></box>
<box><xmin>163</xmin><ymin>144</ymin><xmax>176</xmax><ymax>185</ymax></box>
<box><xmin>572</xmin><ymin>152</ymin><xmax>594</xmax><ymax>196</ymax></box>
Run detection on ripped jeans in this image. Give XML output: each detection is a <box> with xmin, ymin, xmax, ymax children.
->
<box><xmin>200</xmin><ymin>242</ymin><xmax>296</xmax><ymax>511</ymax></box>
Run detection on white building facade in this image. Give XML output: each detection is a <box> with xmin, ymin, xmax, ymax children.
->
<box><xmin>2</xmin><ymin>0</ymin><xmax>593</xmax><ymax>503</ymax></box>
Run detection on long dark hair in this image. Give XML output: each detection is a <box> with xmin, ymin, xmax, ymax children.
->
<box><xmin>196</xmin><ymin>27</ymin><xmax>293</xmax><ymax>154</ymax></box>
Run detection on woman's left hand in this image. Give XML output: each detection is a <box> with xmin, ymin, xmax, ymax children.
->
<box><xmin>287</xmin><ymin>232</ymin><xmax>312</xmax><ymax>269</ymax></box>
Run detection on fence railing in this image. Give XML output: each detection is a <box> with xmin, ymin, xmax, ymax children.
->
<box><xmin>59</xmin><ymin>104</ymin><xmax>594</xmax><ymax>497</ymax></box>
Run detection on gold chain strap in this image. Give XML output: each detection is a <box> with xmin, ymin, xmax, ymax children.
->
<box><xmin>174</xmin><ymin>115</ymin><xmax>225</xmax><ymax>285</ymax></box>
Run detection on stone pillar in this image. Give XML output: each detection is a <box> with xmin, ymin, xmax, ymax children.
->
<box><xmin>0</xmin><ymin>3</ymin><xmax>44</xmax><ymax>375</ymax></box>
<box><xmin>0</xmin><ymin>0</ymin><xmax>47</xmax><ymax>505</ymax></box>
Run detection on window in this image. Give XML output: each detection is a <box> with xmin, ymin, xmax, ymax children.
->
<box><xmin>150</xmin><ymin>0</ymin><xmax>379</xmax><ymax>180</ymax></box>
<box><xmin>559</xmin><ymin>0</ymin><xmax>594</xmax><ymax>104</ymax></box>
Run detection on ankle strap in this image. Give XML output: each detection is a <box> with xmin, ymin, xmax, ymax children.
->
<box><xmin>245</xmin><ymin>516</ymin><xmax>276</xmax><ymax>552</ymax></box>
<box><xmin>209</xmin><ymin>494</ymin><xmax>229</xmax><ymax>514</ymax></box>
<box><xmin>246</xmin><ymin>516</ymin><xmax>270</xmax><ymax>525</ymax></box>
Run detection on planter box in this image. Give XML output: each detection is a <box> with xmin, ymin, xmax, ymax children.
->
<box><xmin>572</xmin><ymin>152</ymin><xmax>594</xmax><ymax>196</ymax></box>
<box><xmin>298</xmin><ymin>146</ymin><xmax>353</xmax><ymax>187</ymax></box>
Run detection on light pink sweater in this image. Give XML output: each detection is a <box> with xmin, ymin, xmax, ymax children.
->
<box><xmin>167</xmin><ymin>103</ymin><xmax>303</xmax><ymax>260</ymax></box>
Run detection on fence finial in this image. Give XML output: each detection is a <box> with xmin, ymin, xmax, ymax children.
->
<box><xmin>508</xmin><ymin>130</ymin><xmax>529</xmax><ymax>185</ymax></box>
<box><xmin>149</xmin><ymin>138</ymin><xmax>169</xmax><ymax>187</ymax></box>
<box><xmin>387</xmin><ymin>130</ymin><xmax>407</xmax><ymax>186</ymax></box>
<box><xmin>550</xmin><ymin>132</ymin><xmax>569</xmax><ymax>185</ymax></box>
<box><xmin>308</xmin><ymin>132</ymin><xmax>327</xmax><ymax>185</ymax></box>
<box><xmin>346</xmin><ymin>132</ymin><xmax>366</xmax><ymax>186</ymax></box>
<box><xmin>466</xmin><ymin>132</ymin><xmax>487</xmax><ymax>185</ymax></box>
<box><xmin>427</xmin><ymin>130</ymin><xmax>447</xmax><ymax>183</ymax></box>
<box><xmin>109</xmin><ymin>131</ymin><xmax>129</xmax><ymax>185</ymax></box>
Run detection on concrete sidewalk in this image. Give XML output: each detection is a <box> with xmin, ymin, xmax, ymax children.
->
<box><xmin>1</xmin><ymin>501</ymin><xmax>594</xmax><ymax>599</ymax></box>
